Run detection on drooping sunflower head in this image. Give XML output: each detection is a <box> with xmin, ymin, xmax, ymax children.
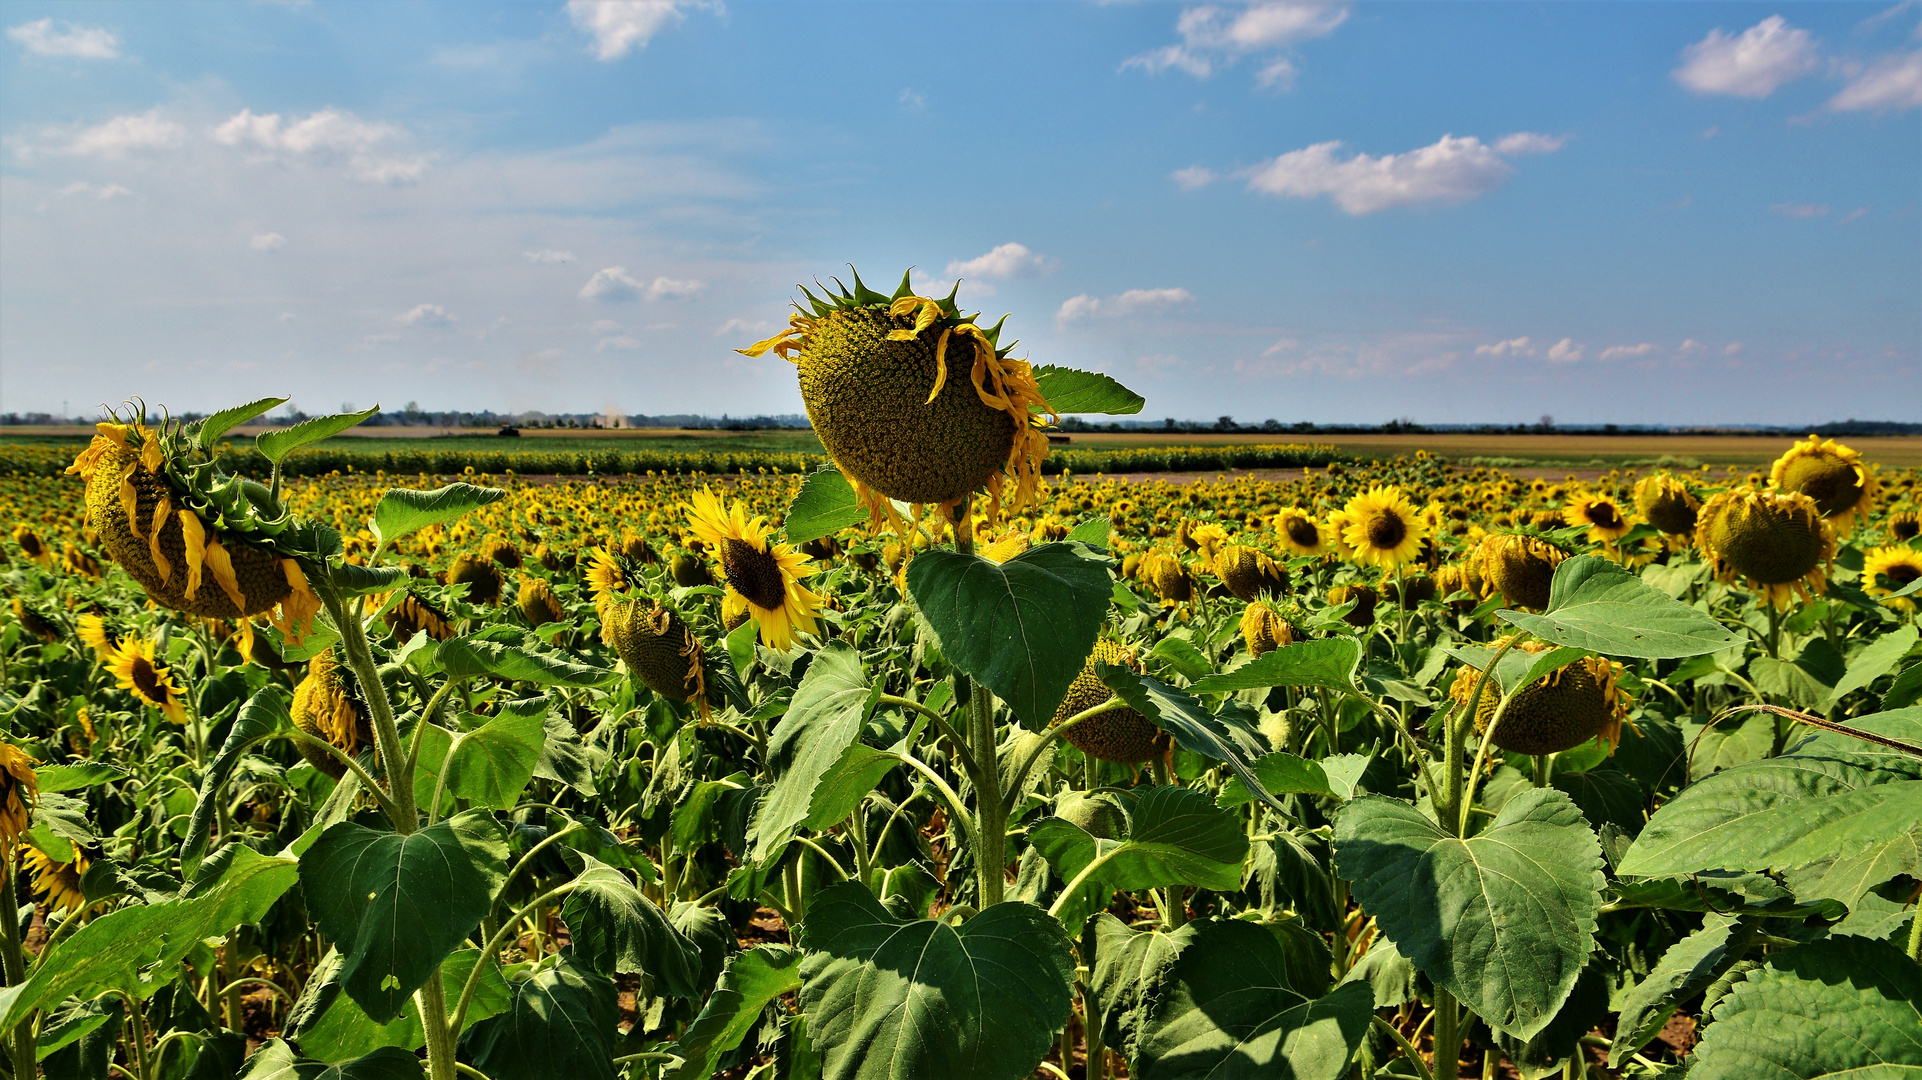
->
<box><xmin>65</xmin><ymin>407</ymin><xmax>319</xmax><ymax>640</ymax></box>
<box><xmin>1696</xmin><ymin>487</ymin><xmax>1835</xmax><ymax>608</ymax></box>
<box><xmin>1240</xmin><ymin>599</ymin><xmax>1300</xmax><ymax>657</ymax></box>
<box><xmin>1340</xmin><ymin>486</ymin><xmax>1427</xmax><ymax>570</ymax></box>
<box><xmin>1562</xmin><ymin>492</ymin><xmax>1634</xmax><ymax>542</ymax></box>
<box><xmin>1213</xmin><ymin>544</ymin><xmax>1287</xmax><ymax>602</ymax></box>
<box><xmin>1861</xmin><ymin>545</ymin><xmax>1922</xmax><ymax>612</ymax></box>
<box><xmin>1448</xmin><ymin>644</ymin><xmax>1630</xmax><ymax>756</ymax></box>
<box><xmin>10</xmin><ymin>598</ymin><xmax>60</xmax><ymax>642</ymax></box>
<box><xmin>292</xmin><ymin>648</ymin><xmax>371</xmax><ymax>778</ymax></box>
<box><xmin>736</xmin><ymin>270</ymin><xmax>1057</xmax><ymax>524</ymax></box>
<box><xmin>0</xmin><ymin>742</ymin><xmax>37</xmax><ymax>852</ymax></box>
<box><xmin>1633</xmin><ymin>473</ymin><xmax>1701</xmax><ymax>537</ymax></box>
<box><xmin>518</xmin><ymin>575</ymin><xmax>564</xmax><ymax>627</ymax></box>
<box><xmin>607</xmin><ymin>599</ymin><xmax>709</xmax><ymax>711</ymax></box>
<box><xmin>1476</xmin><ymin>532</ymin><xmax>1571</xmax><ymax>612</ymax></box>
<box><xmin>447</xmin><ymin>552</ymin><xmax>503</xmax><ymax>604</ymax></box>
<box><xmin>1770</xmin><ymin>435</ymin><xmax>1877</xmax><ymax>529</ymax></box>
<box><xmin>1887</xmin><ymin>509</ymin><xmax>1919</xmax><ymax>543</ymax></box>
<box><xmin>1325</xmin><ymin>583</ymin><xmax>1378</xmax><ymax>627</ymax></box>
<box><xmin>384</xmin><ymin>590</ymin><xmax>457</xmax><ymax>643</ymax></box>
<box><xmin>683</xmin><ymin>487</ymin><xmax>822</xmax><ymax>651</ymax></box>
<box><xmin>63</xmin><ymin>544</ymin><xmax>101</xmax><ymax>578</ymax></box>
<box><xmin>10</xmin><ymin>525</ymin><xmax>50</xmax><ymax>567</ymax></box>
<box><xmin>1433</xmin><ymin>562</ymin><xmax>1488</xmax><ymax>612</ymax></box>
<box><xmin>1140</xmin><ymin>550</ymin><xmax>1193</xmax><ymax>606</ymax></box>
<box><xmin>23</xmin><ymin>845</ymin><xmax>90</xmax><ymax>916</ymax></box>
<box><xmin>1055</xmin><ymin>640</ymin><xmax>1168</xmax><ymax>764</ymax></box>
<box><xmin>107</xmin><ymin>637</ymin><xmax>188</xmax><ymax>724</ymax></box>
<box><xmin>1273</xmin><ymin>508</ymin><xmax>1326</xmax><ymax>557</ymax></box>
<box><xmin>670</xmin><ymin>550</ymin><xmax>715</xmax><ymax>588</ymax></box>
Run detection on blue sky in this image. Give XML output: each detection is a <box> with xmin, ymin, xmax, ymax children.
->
<box><xmin>2</xmin><ymin>1</ymin><xmax>1917</xmax><ymax>426</ymax></box>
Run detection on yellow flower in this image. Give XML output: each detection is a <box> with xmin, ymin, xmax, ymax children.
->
<box><xmin>1862</xmin><ymin>546</ymin><xmax>1922</xmax><ymax>612</ymax></box>
<box><xmin>1339</xmin><ymin>486</ymin><xmax>1427</xmax><ymax>570</ymax></box>
<box><xmin>106</xmin><ymin>638</ymin><xmax>189</xmax><ymax>724</ymax></box>
<box><xmin>77</xmin><ymin>614</ymin><xmax>120</xmax><ymax>663</ymax></box>
<box><xmin>10</xmin><ymin>525</ymin><xmax>51</xmax><ymax>567</ymax></box>
<box><xmin>1770</xmin><ymin>435</ymin><xmax>1878</xmax><ymax>531</ymax></box>
<box><xmin>1696</xmin><ymin>488</ymin><xmax>1834</xmax><ymax>609</ymax></box>
<box><xmin>22</xmin><ymin>845</ymin><xmax>90</xmax><ymax>916</ymax></box>
<box><xmin>0</xmin><ymin>743</ymin><xmax>37</xmax><ymax>852</ymax></box>
<box><xmin>683</xmin><ymin>487</ymin><xmax>822</xmax><ymax>651</ymax></box>
<box><xmin>1562</xmin><ymin>493</ymin><xmax>1634</xmax><ymax>543</ymax></box>
<box><xmin>1270</xmin><ymin>510</ymin><xmax>1324</xmax><ymax>557</ymax></box>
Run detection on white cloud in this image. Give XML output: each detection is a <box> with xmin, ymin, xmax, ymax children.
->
<box><xmin>898</xmin><ymin>88</ymin><xmax>927</xmax><ymax>111</ymax></box>
<box><xmin>1123</xmin><ymin>2</ymin><xmax>1347</xmax><ymax>88</ymax></box>
<box><xmin>1600</xmin><ymin>342</ymin><xmax>1657</xmax><ymax>360</ymax></box>
<box><xmin>1839</xmin><ymin>207</ymin><xmax>1870</xmax><ymax>223</ymax></box>
<box><xmin>398</xmin><ymin>303</ymin><xmax>455</xmax><ymax>326</ymax></box>
<box><xmin>1474</xmin><ymin>336</ymin><xmax>1533</xmax><ymax>358</ymax></box>
<box><xmin>250</xmin><ymin>232</ymin><xmax>287</xmax><ymax>251</ymax></box>
<box><xmin>57</xmin><ymin>181</ymin><xmax>131</xmax><ymax>200</ymax></box>
<box><xmin>1237</xmin><ymin>132</ymin><xmax>1559</xmax><ymax>215</ymax></box>
<box><xmin>589</xmin><ymin>319</ymin><xmax>623</xmax><ymax>332</ymax></box>
<box><xmin>1723</xmin><ymin>342</ymin><xmax>1744</xmax><ymax>355</ymax></box>
<box><xmin>566</xmin><ymin>0</ymin><xmax>718</xmax><ymax>61</ymax></box>
<box><xmin>1056</xmin><ymin>287</ymin><xmax>1193</xmax><ymax>325</ymax></box>
<box><xmin>717</xmin><ymin>317</ymin><xmax>774</xmax><ymax>338</ymax></box>
<box><xmin>1492</xmin><ymin>131</ymin><xmax>1567</xmax><ymax>155</ymax></box>
<box><xmin>1829</xmin><ymin>50</ymin><xmax>1922</xmax><ymax>110</ymax></box>
<box><xmin>646</xmin><ymin>276</ymin><xmax>704</xmax><ymax>299</ymax></box>
<box><xmin>1172</xmin><ymin>166</ymin><xmax>1219</xmax><ymax>190</ymax></box>
<box><xmin>61</xmin><ymin>110</ymin><xmax>185</xmax><ymax>158</ymax></box>
<box><xmin>1673</xmin><ymin>16</ymin><xmax>1819</xmax><ymax>98</ymax></box>
<box><xmin>596</xmin><ymin>335</ymin><xmax>643</xmax><ymax>351</ymax></box>
<box><xmin>8</xmin><ymin>18</ymin><xmax>119</xmax><ymax>59</ymax></box>
<box><xmin>1546</xmin><ymin>338</ymin><xmax>1583</xmax><ymax>363</ymax></box>
<box><xmin>945</xmin><ymin>242</ymin><xmax>1056</xmax><ymax>281</ymax></box>
<box><xmin>1772</xmin><ymin>202</ymin><xmax>1831</xmax><ymax>217</ymax></box>
<box><xmin>1678</xmin><ymin>338</ymin><xmax>1709</xmax><ymax>355</ymax></box>
<box><xmin>579</xmin><ymin>267</ymin><xmax>703</xmax><ymax>302</ymax></box>
<box><xmin>214</xmin><ymin>108</ymin><xmax>425</xmax><ymax>183</ymax></box>
<box><xmin>523</xmin><ymin>249</ymin><xmax>576</xmax><ymax>264</ymax></box>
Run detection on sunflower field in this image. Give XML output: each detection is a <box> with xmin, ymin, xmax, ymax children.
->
<box><xmin>3</xmin><ymin>275</ymin><xmax>1921</xmax><ymax>1080</ymax></box>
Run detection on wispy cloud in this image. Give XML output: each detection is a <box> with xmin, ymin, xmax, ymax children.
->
<box><xmin>250</xmin><ymin>232</ymin><xmax>287</xmax><ymax>251</ymax></box>
<box><xmin>7</xmin><ymin>18</ymin><xmax>119</xmax><ymax>59</ymax></box>
<box><xmin>945</xmin><ymin>242</ymin><xmax>1056</xmax><ymax>281</ymax></box>
<box><xmin>215</xmin><ymin>108</ymin><xmax>427</xmax><ymax>183</ymax></box>
<box><xmin>1215</xmin><ymin>132</ymin><xmax>1563</xmax><ymax>214</ymax></box>
<box><xmin>579</xmin><ymin>267</ymin><xmax>705</xmax><ymax>302</ymax></box>
<box><xmin>1474</xmin><ymin>336</ymin><xmax>1533</xmax><ymax>358</ymax></box>
<box><xmin>59</xmin><ymin>110</ymin><xmax>185</xmax><ymax>158</ymax></box>
<box><xmin>1056</xmin><ymin>287</ymin><xmax>1193</xmax><ymax>325</ymax></box>
<box><xmin>1599</xmin><ymin>343</ymin><xmax>1657</xmax><ymax>360</ymax></box>
<box><xmin>1829</xmin><ymin>49</ymin><xmax>1922</xmax><ymax>110</ymax></box>
<box><xmin>523</xmin><ymin>249</ymin><xmax>577</xmax><ymax>264</ymax></box>
<box><xmin>1673</xmin><ymin>16</ymin><xmax>1819</xmax><ymax>98</ymax></box>
<box><xmin>566</xmin><ymin>0</ymin><xmax>720</xmax><ymax>61</ymax></box>
<box><xmin>1123</xmin><ymin>2</ymin><xmax>1348</xmax><ymax>89</ymax></box>
<box><xmin>398</xmin><ymin>303</ymin><xmax>455</xmax><ymax>327</ymax></box>
<box><xmin>1545</xmin><ymin>338</ymin><xmax>1583</xmax><ymax>363</ymax></box>
<box><xmin>1771</xmin><ymin>202</ymin><xmax>1831</xmax><ymax>217</ymax></box>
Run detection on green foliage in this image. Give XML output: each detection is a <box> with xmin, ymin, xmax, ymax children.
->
<box><xmin>1497</xmin><ymin>554</ymin><xmax>1743</xmax><ymax>658</ymax></box>
<box><xmin>371</xmin><ymin>482</ymin><xmax>507</xmax><ymax>548</ymax></box>
<box><xmin>1032</xmin><ymin>365</ymin><xmax>1147</xmax><ymax>415</ymax></box>
<box><xmin>1687</xmin><ymin>937</ymin><xmax>1922</xmax><ymax>1080</ymax></box>
<box><xmin>784</xmin><ymin>467</ymin><xmax>868</xmax><ymax>544</ymax></box>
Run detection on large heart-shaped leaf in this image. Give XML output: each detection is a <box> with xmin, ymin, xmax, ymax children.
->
<box><xmin>1131</xmin><ymin>918</ymin><xmax>1374</xmax><ymax>1080</ymax></box>
<box><xmin>1616</xmin><ymin>708</ymin><xmax>1922</xmax><ymax>905</ymax></box>
<box><xmin>287</xmin><ymin>948</ymin><xmax>511</xmax><ymax>1062</ymax></box>
<box><xmin>236</xmin><ymin>1041</ymin><xmax>422</xmax><ymax>1080</ymax></box>
<box><xmin>1033</xmin><ymin>365</ymin><xmax>1146</xmax><ymax>415</ymax></box>
<box><xmin>1086</xmin><ymin>914</ymin><xmax>1191</xmax><ymax>1064</ymax></box>
<box><xmin>437</xmin><ymin>626</ymin><xmax>617</xmax><ymax>687</ymax></box>
<box><xmin>1188</xmin><ymin>638</ymin><xmax>1362</xmax><ymax>695</ymax></box>
<box><xmin>371</xmin><ymin>483</ymin><xmax>507</xmax><ymax>549</ymax></box>
<box><xmin>412</xmin><ymin>707</ymin><xmax>547</xmax><ymax>812</ymax></box>
<box><xmin>0</xmin><ymin>845</ymin><xmax>298</xmax><ymax>1027</ymax></box>
<box><xmin>749</xmin><ymin>641</ymin><xmax>877</xmax><ymax>863</ymax></box>
<box><xmin>908</xmin><ymin>543</ymin><xmax>1114</xmax><ymax>731</ymax></box>
<box><xmin>560</xmin><ymin>852</ymin><xmax>701</xmax><ymax>995</ymax></box>
<box><xmin>299</xmin><ymin>809</ymin><xmax>509</xmax><ymax>1022</ymax></box>
<box><xmin>666</xmin><ymin>946</ymin><xmax>803</xmax><ymax>1080</ymax></box>
<box><xmin>1496</xmin><ymin>555</ymin><xmax>1741</xmax><ymax>658</ymax></box>
<box><xmin>256</xmin><ymin>407</ymin><xmax>381</xmax><ymax>465</ymax></box>
<box><xmin>1097</xmin><ymin>665</ymin><xmax>1287</xmax><ymax>815</ymax></box>
<box><xmin>1031</xmin><ymin>786</ymin><xmax>1247</xmax><ymax>928</ymax></box>
<box><xmin>1334</xmin><ymin>787</ymin><xmax>1605</xmax><ymax>1040</ymax></box>
<box><xmin>797</xmin><ymin>882</ymin><xmax>1076</xmax><ymax>1080</ymax></box>
<box><xmin>784</xmin><ymin>467</ymin><xmax>868</xmax><ymax>545</ymax></box>
<box><xmin>464</xmin><ymin>957</ymin><xmax>619</xmax><ymax>1080</ymax></box>
<box><xmin>1687</xmin><ymin>936</ymin><xmax>1922</xmax><ymax>1080</ymax></box>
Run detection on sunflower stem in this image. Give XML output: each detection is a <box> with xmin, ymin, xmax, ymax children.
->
<box><xmin>0</xmin><ymin>862</ymin><xmax>36</xmax><ymax>1080</ymax></box>
<box><xmin>1906</xmin><ymin>895</ymin><xmax>1922</xmax><ymax>962</ymax></box>
<box><xmin>1433</xmin><ymin>988</ymin><xmax>1461</xmax><ymax>1080</ymax></box>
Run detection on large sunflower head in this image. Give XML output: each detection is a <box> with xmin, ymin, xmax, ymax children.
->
<box><xmin>447</xmin><ymin>552</ymin><xmax>502</xmax><ymax>604</ymax></box>
<box><xmin>1861</xmin><ymin>545</ymin><xmax>1922</xmax><ymax>612</ymax></box>
<box><xmin>1769</xmin><ymin>435</ymin><xmax>1878</xmax><ymax>530</ymax></box>
<box><xmin>1055</xmin><ymin>640</ymin><xmax>1167</xmax><ymax>764</ymax></box>
<box><xmin>291</xmin><ymin>648</ymin><xmax>372</xmax><ymax>778</ymax></box>
<box><xmin>737</xmin><ymin>270</ymin><xmax>1056</xmax><ymax>524</ymax></box>
<box><xmin>1449</xmin><ymin>642</ymin><xmax>1630</xmax><ymax>756</ymax></box>
<box><xmin>1325</xmin><ymin>583</ymin><xmax>1378</xmax><ymax>627</ymax></box>
<box><xmin>1140</xmin><ymin>550</ymin><xmax>1193</xmax><ymax>606</ymax></box>
<box><xmin>1562</xmin><ymin>492</ymin><xmax>1634</xmax><ymax>543</ymax></box>
<box><xmin>1633</xmin><ymin>473</ymin><xmax>1701</xmax><ymax>537</ymax></box>
<box><xmin>683</xmin><ymin>487</ymin><xmax>822</xmax><ymax>651</ymax></box>
<box><xmin>1476</xmin><ymin>532</ymin><xmax>1571</xmax><ymax>612</ymax></box>
<box><xmin>10</xmin><ymin>525</ymin><xmax>50</xmax><ymax>567</ymax></box>
<box><xmin>66</xmin><ymin>408</ymin><xmax>320</xmax><ymax>640</ymax></box>
<box><xmin>1272</xmin><ymin>508</ymin><xmax>1327</xmax><ymax>557</ymax></box>
<box><xmin>23</xmin><ymin>845</ymin><xmax>90</xmax><ymax>916</ymax></box>
<box><xmin>0</xmin><ymin>743</ymin><xmax>37</xmax><ymax>852</ymax></box>
<box><xmin>1339</xmin><ymin>486</ymin><xmax>1427</xmax><ymax>570</ymax></box>
<box><xmin>606</xmin><ymin>599</ymin><xmax>709</xmax><ymax>710</ymax></box>
<box><xmin>106</xmin><ymin>637</ymin><xmax>188</xmax><ymax>724</ymax></box>
<box><xmin>1696</xmin><ymin>488</ymin><xmax>1835</xmax><ymax>608</ymax></box>
<box><xmin>1213</xmin><ymin>544</ymin><xmax>1287</xmax><ymax>602</ymax></box>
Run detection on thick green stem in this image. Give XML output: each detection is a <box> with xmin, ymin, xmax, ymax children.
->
<box><xmin>416</xmin><ymin>970</ymin><xmax>459</xmax><ymax>1079</ymax></box>
<box><xmin>221</xmin><ymin>939</ymin><xmax>243</xmax><ymax>1033</ymax></box>
<box><xmin>1082</xmin><ymin>983</ymin><xmax>1106</xmax><ymax>1080</ymax></box>
<box><xmin>1433</xmin><ymin>988</ymin><xmax>1460</xmax><ymax>1080</ymax></box>
<box><xmin>972</xmin><ymin>681</ymin><xmax>1004</xmax><ymax>907</ymax></box>
<box><xmin>321</xmin><ymin>587</ymin><xmax>418</xmax><ymax>833</ymax></box>
<box><xmin>1533</xmin><ymin>754</ymin><xmax>1550</xmax><ymax>788</ymax></box>
<box><xmin>1444</xmin><ymin>636</ymin><xmax>1519</xmax><ymax>837</ymax></box>
<box><xmin>0</xmin><ymin>866</ymin><xmax>35</xmax><ymax>1080</ymax></box>
<box><xmin>1907</xmin><ymin>897</ymin><xmax>1922</xmax><ymax>962</ymax></box>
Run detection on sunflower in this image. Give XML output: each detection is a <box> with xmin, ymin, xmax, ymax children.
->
<box><xmin>11</xmin><ymin>525</ymin><xmax>51</xmax><ymax>567</ymax></box>
<box><xmin>1696</xmin><ymin>488</ymin><xmax>1835</xmax><ymax>608</ymax></box>
<box><xmin>981</xmin><ymin>530</ymin><xmax>1032</xmax><ymax>564</ymax></box>
<box><xmin>1213</xmin><ymin>544</ymin><xmax>1287</xmax><ymax>602</ymax></box>
<box><xmin>1477</xmin><ymin>533</ymin><xmax>1570</xmax><ymax>611</ymax></box>
<box><xmin>606</xmin><ymin>599</ymin><xmax>709</xmax><ymax>711</ymax></box>
<box><xmin>1562</xmin><ymin>493</ymin><xmax>1634</xmax><ymax>543</ymax></box>
<box><xmin>1770</xmin><ymin>435</ymin><xmax>1878</xmax><ymax>531</ymax></box>
<box><xmin>1633</xmin><ymin>473</ymin><xmax>1700</xmax><ymax>537</ymax></box>
<box><xmin>10</xmin><ymin>598</ymin><xmax>59</xmax><ymax>642</ymax></box>
<box><xmin>585</xmin><ymin>546</ymin><xmax>630</xmax><ymax>610</ymax></box>
<box><xmin>1449</xmin><ymin>641</ymin><xmax>1630</xmax><ymax>755</ymax></box>
<box><xmin>292</xmin><ymin>649</ymin><xmax>370</xmax><ymax>777</ymax></box>
<box><xmin>77</xmin><ymin>613</ymin><xmax>120</xmax><ymax>663</ymax></box>
<box><xmin>107</xmin><ymin>638</ymin><xmax>189</xmax><ymax>724</ymax></box>
<box><xmin>1273</xmin><ymin>508</ymin><xmax>1327</xmax><ymax>557</ymax></box>
<box><xmin>738</xmin><ymin>270</ymin><xmax>1056</xmax><ymax>526</ymax></box>
<box><xmin>22</xmin><ymin>845</ymin><xmax>90</xmax><ymax>916</ymax></box>
<box><xmin>0</xmin><ymin>743</ymin><xmax>37</xmax><ymax>852</ymax></box>
<box><xmin>1240</xmin><ymin>599</ymin><xmax>1298</xmax><ymax>657</ymax></box>
<box><xmin>384</xmin><ymin>591</ymin><xmax>457</xmax><ymax>642</ymax></box>
<box><xmin>518</xmin><ymin>575</ymin><xmax>564</xmax><ymax>627</ymax></box>
<box><xmin>1862</xmin><ymin>546</ymin><xmax>1922</xmax><ymax>612</ymax></box>
<box><xmin>1888</xmin><ymin>509</ymin><xmax>1919</xmax><ymax>543</ymax></box>
<box><xmin>1140</xmin><ymin>550</ymin><xmax>1193</xmax><ymax>606</ymax></box>
<box><xmin>683</xmin><ymin>487</ymin><xmax>822</xmax><ymax>651</ymax></box>
<box><xmin>1339</xmin><ymin>486</ymin><xmax>1427</xmax><ymax>571</ymax></box>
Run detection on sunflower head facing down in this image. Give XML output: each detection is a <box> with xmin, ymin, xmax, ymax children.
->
<box><xmin>1633</xmin><ymin>473</ymin><xmax>1701</xmax><ymax>538</ymax></box>
<box><xmin>1696</xmin><ymin>487</ymin><xmax>1835</xmax><ymax>608</ymax></box>
<box><xmin>1862</xmin><ymin>546</ymin><xmax>1922</xmax><ymax>612</ymax></box>
<box><xmin>107</xmin><ymin>637</ymin><xmax>189</xmax><ymax>724</ymax></box>
<box><xmin>1562</xmin><ymin>492</ymin><xmax>1634</xmax><ymax>543</ymax></box>
<box><xmin>22</xmin><ymin>845</ymin><xmax>90</xmax><ymax>916</ymax></box>
<box><xmin>684</xmin><ymin>487</ymin><xmax>822</xmax><ymax>651</ymax></box>
<box><xmin>11</xmin><ymin>525</ymin><xmax>50</xmax><ymax>567</ymax></box>
<box><xmin>1770</xmin><ymin>435</ymin><xmax>1878</xmax><ymax>530</ymax></box>
<box><xmin>737</xmin><ymin>270</ymin><xmax>1057</xmax><ymax>526</ymax></box>
<box><xmin>0</xmin><ymin>742</ymin><xmax>38</xmax><ymax>852</ymax></box>
<box><xmin>1339</xmin><ymin>486</ymin><xmax>1428</xmax><ymax>571</ymax></box>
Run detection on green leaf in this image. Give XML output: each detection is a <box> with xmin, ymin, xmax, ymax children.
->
<box><xmin>299</xmin><ymin>809</ymin><xmax>509</xmax><ymax>1023</ymax></box>
<box><xmin>749</xmin><ymin>641</ymin><xmax>876</xmax><ymax>863</ymax></box>
<box><xmin>0</xmin><ymin>846</ymin><xmax>298</xmax><ymax>1027</ymax></box>
<box><xmin>666</xmin><ymin>946</ymin><xmax>803</xmax><ymax>1080</ymax></box>
<box><xmin>289</xmin><ymin>948</ymin><xmax>511</xmax><ymax>1061</ymax></box>
<box><xmin>236</xmin><ymin>1040</ymin><xmax>423</xmax><ymax>1080</ymax></box>
<box><xmin>193</xmin><ymin>396</ymin><xmax>290</xmax><ymax>451</ymax></box>
<box><xmin>784</xmin><ymin>467</ymin><xmax>868</xmax><ymax>545</ymax></box>
<box><xmin>182</xmin><ymin>684</ymin><xmax>292</xmax><ymax>872</ymax></box>
<box><xmin>1609</xmin><ymin>916</ymin><xmax>1757</xmax><ymax>1068</ymax></box>
<box><xmin>411</xmin><ymin>708</ymin><xmax>546</xmax><ymax>812</ymax></box>
<box><xmin>1132</xmin><ymin>918</ymin><xmax>1374</xmax><ymax>1080</ymax></box>
<box><xmin>255</xmin><ymin>407</ymin><xmax>381</xmax><ymax>465</ymax></box>
<box><xmin>1616</xmin><ymin>708</ymin><xmax>1922</xmax><ymax>904</ymax></box>
<box><xmin>907</xmin><ymin>542</ymin><xmax>1115</xmax><ymax>731</ymax></box>
<box><xmin>326</xmin><ymin>562</ymin><xmax>411</xmax><ymax>597</ymax></box>
<box><xmin>1885</xmin><ymin>662</ymin><xmax>1922</xmax><ymax>710</ymax></box>
<box><xmin>1217</xmin><ymin>751</ymin><xmax>1368</xmax><ymax>806</ymax></box>
<box><xmin>1086</xmin><ymin>915</ymin><xmax>1191</xmax><ymax>1064</ymax></box>
<box><xmin>1334</xmin><ymin>787</ymin><xmax>1605</xmax><ymax>1040</ymax></box>
<box><xmin>805</xmin><ymin>744</ymin><xmax>903</xmax><ymax>832</ymax></box>
<box><xmin>438</xmin><ymin>626</ymin><xmax>617</xmax><ymax>687</ymax></box>
<box><xmin>34</xmin><ymin>762</ymin><xmax>127</xmax><ymax>793</ymax></box>
<box><xmin>1147</xmin><ymin>637</ymin><xmax>1213</xmax><ymax>682</ymax></box>
<box><xmin>1827</xmin><ymin>625</ymin><xmax>1921</xmax><ymax>708</ymax></box>
<box><xmin>1033</xmin><ymin>365</ymin><xmax>1146</xmax><ymax>415</ymax></box>
<box><xmin>1188</xmin><ymin>638</ymin><xmax>1361</xmax><ymax>695</ymax></box>
<box><xmin>1496</xmin><ymin>555</ymin><xmax>1742</xmax><ymax>659</ymax></box>
<box><xmin>1066</xmin><ymin>517</ymin><xmax>1112</xmax><ymax>548</ymax></box>
<box><xmin>725</xmin><ymin>616</ymin><xmax>760</xmax><ymax>678</ymax></box>
<box><xmin>464</xmin><ymin>956</ymin><xmax>620</xmax><ymax>1080</ymax></box>
<box><xmin>1688</xmin><ymin>936</ymin><xmax>1922</xmax><ymax>1080</ymax></box>
<box><xmin>1031</xmin><ymin>786</ymin><xmax>1249</xmax><ymax>927</ymax></box>
<box><xmin>1096</xmin><ymin>666</ymin><xmax>1288</xmax><ymax>816</ymax></box>
<box><xmin>798</xmin><ymin>882</ymin><xmax>1076</xmax><ymax>1080</ymax></box>
<box><xmin>371</xmin><ymin>483</ymin><xmax>507</xmax><ymax>549</ymax></box>
<box><xmin>559</xmin><ymin>852</ymin><xmax>700</xmax><ymax>994</ymax></box>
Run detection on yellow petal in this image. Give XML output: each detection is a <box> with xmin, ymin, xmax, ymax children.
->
<box><xmin>149</xmin><ymin>496</ymin><xmax>174</xmax><ymax>583</ymax></box>
<box><xmin>139</xmin><ymin>438</ymin><xmax>163</xmax><ymax>474</ymax></box>
<box><xmin>119</xmin><ymin>466</ymin><xmax>144</xmax><ymax>540</ymax></box>
<box><xmin>178</xmin><ymin>510</ymin><xmax>208</xmax><ymax>599</ymax></box>
<box><xmin>886</xmin><ymin>296</ymin><xmax>943</xmax><ymax>341</ymax></box>
<box><xmin>202</xmin><ymin>538</ymin><xmax>247</xmax><ymax>611</ymax></box>
<box><xmin>923</xmin><ymin>328</ymin><xmax>953</xmax><ymax>405</ymax></box>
